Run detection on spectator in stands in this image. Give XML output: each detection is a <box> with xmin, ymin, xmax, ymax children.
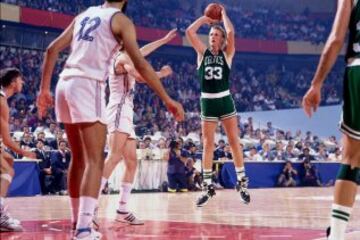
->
<box><xmin>214</xmin><ymin>139</ymin><xmax>226</xmax><ymax>160</ymax></box>
<box><xmin>44</xmin><ymin>122</ymin><xmax>57</xmax><ymax>139</ymax></box>
<box><xmin>328</xmin><ymin>147</ymin><xmax>342</xmax><ymax>162</ymax></box>
<box><xmin>20</xmin><ymin>132</ymin><xmax>35</xmax><ymax>150</ymax></box>
<box><xmin>316</xmin><ymin>144</ymin><xmax>329</xmax><ymax>161</ymax></box>
<box><xmin>283</xmin><ymin>144</ymin><xmax>297</xmax><ymax>161</ymax></box>
<box><xmin>185</xmin><ymin>142</ymin><xmax>197</xmax><ymax>160</ymax></box>
<box><xmin>218</xmin><ymin>144</ymin><xmax>233</xmax><ymax>161</ymax></box>
<box><xmin>259</xmin><ymin>142</ymin><xmax>274</xmax><ymax>161</ymax></box>
<box><xmin>49</xmin><ymin>129</ymin><xmax>64</xmax><ymax>150</ymax></box>
<box><xmin>298</xmin><ymin>147</ymin><xmax>316</xmax><ymax>162</ymax></box>
<box><xmin>302</xmin><ymin>160</ymin><xmax>321</xmax><ymax>187</ymax></box>
<box><xmin>50</xmin><ymin>140</ymin><xmax>71</xmax><ymax>194</ymax></box>
<box><xmin>35</xmin><ymin>131</ymin><xmax>50</xmax><ymax>148</ymax></box>
<box><xmin>246</xmin><ymin>146</ymin><xmax>263</xmax><ymax>161</ymax></box>
<box><xmin>271</xmin><ymin>141</ymin><xmax>285</xmax><ymax>161</ymax></box>
<box><xmin>34</xmin><ymin>139</ymin><xmax>52</xmax><ymax>194</ymax></box>
<box><xmin>167</xmin><ymin>139</ymin><xmax>188</xmax><ymax>192</ymax></box>
<box><xmin>277</xmin><ymin>161</ymin><xmax>298</xmax><ymax>187</ymax></box>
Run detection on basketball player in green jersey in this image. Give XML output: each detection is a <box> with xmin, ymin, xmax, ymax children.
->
<box><xmin>186</xmin><ymin>5</ymin><xmax>250</xmax><ymax>207</ymax></box>
<box><xmin>303</xmin><ymin>1</ymin><xmax>360</xmax><ymax>239</ymax></box>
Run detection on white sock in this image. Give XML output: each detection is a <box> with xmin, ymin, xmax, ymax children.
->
<box><xmin>70</xmin><ymin>198</ymin><xmax>79</xmax><ymax>224</ymax></box>
<box><xmin>0</xmin><ymin>197</ymin><xmax>5</xmax><ymax>209</ymax></box>
<box><xmin>99</xmin><ymin>177</ymin><xmax>108</xmax><ymax>196</ymax></box>
<box><xmin>235</xmin><ymin>167</ymin><xmax>245</xmax><ymax>181</ymax></box>
<box><xmin>203</xmin><ymin>169</ymin><xmax>212</xmax><ymax>185</ymax></box>
<box><xmin>328</xmin><ymin>203</ymin><xmax>352</xmax><ymax>240</ymax></box>
<box><xmin>118</xmin><ymin>182</ymin><xmax>132</xmax><ymax>213</ymax></box>
<box><xmin>76</xmin><ymin>197</ymin><xmax>97</xmax><ymax>231</ymax></box>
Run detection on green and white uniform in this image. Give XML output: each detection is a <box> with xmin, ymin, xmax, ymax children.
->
<box><xmin>198</xmin><ymin>49</ymin><xmax>237</xmax><ymax>121</ymax></box>
<box><xmin>341</xmin><ymin>0</ymin><xmax>360</xmax><ymax>140</ymax></box>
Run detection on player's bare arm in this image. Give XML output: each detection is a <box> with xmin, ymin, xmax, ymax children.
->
<box><xmin>186</xmin><ymin>16</ymin><xmax>218</xmax><ymax>66</ymax></box>
<box><xmin>123</xmin><ymin>64</ymin><xmax>172</xmax><ymax>83</ymax></box>
<box><xmin>37</xmin><ymin>20</ymin><xmax>75</xmax><ymax>118</ymax></box>
<box><xmin>0</xmin><ymin>99</ymin><xmax>35</xmax><ymax>158</ymax></box>
<box><xmin>140</xmin><ymin>28</ymin><xmax>178</xmax><ymax>57</ymax></box>
<box><xmin>112</xmin><ymin>13</ymin><xmax>184</xmax><ymax>121</ymax></box>
<box><xmin>220</xmin><ymin>6</ymin><xmax>235</xmax><ymax>62</ymax></box>
<box><xmin>302</xmin><ymin>0</ymin><xmax>351</xmax><ymax>117</ymax></box>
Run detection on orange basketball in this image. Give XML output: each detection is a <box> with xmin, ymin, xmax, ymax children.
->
<box><xmin>204</xmin><ymin>3</ymin><xmax>222</xmax><ymax>21</ymax></box>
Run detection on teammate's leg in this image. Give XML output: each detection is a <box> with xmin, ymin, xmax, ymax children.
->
<box><xmin>0</xmin><ymin>152</ymin><xmax>22</xmax><ymax>232</ymax></box>
<box><xmin>222</xmin><ymin>116</ymin><xmax>250</xmax><ymax>204</ymax></box>
<box><xmin>74</xmin><ymin>122</ymin><xmax>106</xmax><ymax>238</ymax></box>
<box><xmin>64</xmin><ymin>124</ymin><xmax>85</xmax><ymax>229</ymax></box>
<box><xmin>100</xmin><ymin>132</ymin><xmax>129</xmax><ymax>192</ymax></box>
<box><xmin>327</xmin><ymin>135</ymin><xmax>360</xmax><ymax>240</ymax></box>
<box><xmin>196</xmin><ymin>120</ymin><xmax>217</xmax><ymax>207</ymax></box>
<box><xmin>115</xmin><ymin>139</ymin><xmax>143</xmax><ymax>225</ymax></box>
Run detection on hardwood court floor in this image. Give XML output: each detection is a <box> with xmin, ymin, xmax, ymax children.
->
<box><xmin>1</xmin><ymin>187</ymin><xmax>360</xmax><ymax>239</ymax></box>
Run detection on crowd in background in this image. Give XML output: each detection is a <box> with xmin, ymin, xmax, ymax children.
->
<box><xmin>2</xmin><ymin>0</ymin><xmax>332</xmax><ymax>43</ymax></box>
<box><xmin>0</xmin><ymin>1</ymin><xmax>343</xmax><ymax>193</ymax></box>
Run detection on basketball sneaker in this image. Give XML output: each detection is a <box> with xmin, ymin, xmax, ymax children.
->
<box><xmin>196</xmin><ymin>183</ymin><xmax>216</xmax><ymax>207</ymax></box>
<box><xmin>0</xmin><ymin>208</ymin><xmax>23</xmax><ymax>232</ymax></box>
<box><xmin>326</xmin><ymin>226</ymin><xmax>331</xmax><ymax>239</ymax></box>
<box><xmin>115</xmin><ymin>211</ymin><xmax>144</xmax><ymax>225</ymax></box>
<box><xmin>236</xmin><ymin>176</ymin><xmax>250</xmax><ymax>204</ymax></box>
<box><xmin>73</xmin><ymin>227</ymin><xmax>102</xmax><ymax>240</ymax></box>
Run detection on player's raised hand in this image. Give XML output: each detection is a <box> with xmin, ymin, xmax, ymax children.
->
<box><xmin>164</xmin><ymin>28</ymin><xmax>178</xmax><ymax>43</ymax></box>
<box><xmin>302</xmin><ymin>83</ymin><xmax>322</xmax><ymax>118</ymax></box>
<box><xmin>36</xmin><ymin>90</ymin><xmax>53</xmax><ymax>119</ymax></box>
<box><xmin>160</xmin><ymin>65</ymin><xmax>173</xmax><ymax>77</ymax></box>
<box><xmin>165</xmin><ymin>99</ymin><xmax>185</xmax><ymax>122</ymax></box>
<box><xmin>219</xmin><ymin>4</ymin><xmax>226</xmax><ymax>18</ymax></box>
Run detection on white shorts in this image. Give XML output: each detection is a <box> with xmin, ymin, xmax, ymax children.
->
<box><xmin>55</xmin><ymin>77</ymin><xmax>107</xmax><ymax>124</ymax></box>
<box><xmin>106</xmin><ymin>102</ymin><xmax>136</xmax><ymax>139</ymax></box>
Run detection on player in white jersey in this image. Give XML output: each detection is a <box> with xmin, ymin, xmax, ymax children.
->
<box><xmin>97</xmin><ymin>29</ymin><xmax>177</xmax><ymax>226</ymax></box>
<box><xmin>36</xmin><ymin>1</ymin><xmax>184</xmax><ymax>239</ymax></box>
<box><xmin>0</xmin><ymin>68</ymin><xmax>36</xmax><ymax>232</ymax></box>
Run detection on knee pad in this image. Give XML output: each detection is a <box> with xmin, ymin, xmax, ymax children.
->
<box><xmin>0</xmin><ymin>173</ymin><xmax>13</xmax><ymax>183</ymax></box>
<box><xmin>336</xmin><ymin>164</ymin><xmax>360</xmax><ymax>183</ymax></box>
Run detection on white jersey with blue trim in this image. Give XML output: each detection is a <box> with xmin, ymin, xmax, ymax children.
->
<box><xmin>60</xmin><ymin>5</ymin><xmax>121</xmax><ymax>82</ymax></box>
<box><xmin>108</xmin><ymin>52</ymin><xmax>136</xmax><ymax>108</ymax></box>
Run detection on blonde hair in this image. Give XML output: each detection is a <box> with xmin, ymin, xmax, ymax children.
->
<box><xmin>210</xmin><ymin>25</ymin><xmax>227</xmax><ymax>49</ymax></box>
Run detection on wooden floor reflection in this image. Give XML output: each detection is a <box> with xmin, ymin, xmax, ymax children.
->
<box><xmin>1</xmin><ymin>187</ymin><xmax>359</xmax><ymax>239</ymax></box>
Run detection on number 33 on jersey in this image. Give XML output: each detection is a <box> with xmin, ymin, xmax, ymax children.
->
<box><xmin>198</xmin><ymin>49</ymin><xmax>231</xmax><ymax>94</ymax></box>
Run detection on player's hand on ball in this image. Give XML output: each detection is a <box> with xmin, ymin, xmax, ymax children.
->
<box><xmin>201</xmin><ymin>16</ymin><xmax>219</xmax><ymax>25</ymax></box>
<box><xmin>165</xmin><ymin>99</ymin><xmax>185</xmax><ymax>122</ymax></box>
<box><xmin>36</xmin><ymin>90</ymin><xmax>53</xmax><ymax>119</ymax></box>
<box><xmin>160</xmin><ymin>65</ymin><xmax>173</xmax><ymax>77</ymax></box>
<box><xmin>302</xmin><ymin>83</ymin><xmax>322</xmax><ymax>118</ymax></box>
<box><xmin>164</xmin><ymin>28</ymin><xmax>178</xmax><ymax>42</ymax></box>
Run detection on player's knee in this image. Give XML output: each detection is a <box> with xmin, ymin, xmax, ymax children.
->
<box><xmin>227</xmin><ymin>136</ymin><xmax>239</xmax><ymax>147</ymax></box>
<box><xmin>0</xmin><ymin>172</ymin><xmax>13</xmax><ymax>183</ymax></box>
<box><xmin>336</xmin><ymin>164</ymin><xmax>360</xmax><ymax>184</ymax></box>
<box><xmin>125</xmin><ymin>159</ymin><xmax>137</xmax><ymax>171</ymax></box>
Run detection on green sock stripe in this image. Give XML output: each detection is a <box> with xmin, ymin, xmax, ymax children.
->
<box><xmin>332</xmin><ymin>214</ymin><xmax>349</xmax><ymax>222</ymax></box>
<box><xmin>332</xmin><ymin>209</ymin><xmax>350</xmax><ymax>217</ymax></box>
<box><xmin>203</xmin><ymin>172</ymin><xmax>212</xmax><ymax>179</ymax></box>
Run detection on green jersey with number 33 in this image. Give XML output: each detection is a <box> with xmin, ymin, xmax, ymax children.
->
<box><xmin>346</xmin><ymin>0</ymin><xmax>360</xmax><ymax>60</ymax></box>
<box><xmin>198</xmin><ymin>49</ymin><xmax>230</xmax><ymax>93</ymax></box>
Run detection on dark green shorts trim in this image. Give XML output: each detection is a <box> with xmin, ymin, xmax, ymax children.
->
<box><xmin>200</xmin><ymin>95</ymin><xmax>237</xmax><ymax>122</ymax></box>
<box><xmin>340</xmin><ymin>66</ymin><xmax>360</xmax><ymax>140</ymax></box>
